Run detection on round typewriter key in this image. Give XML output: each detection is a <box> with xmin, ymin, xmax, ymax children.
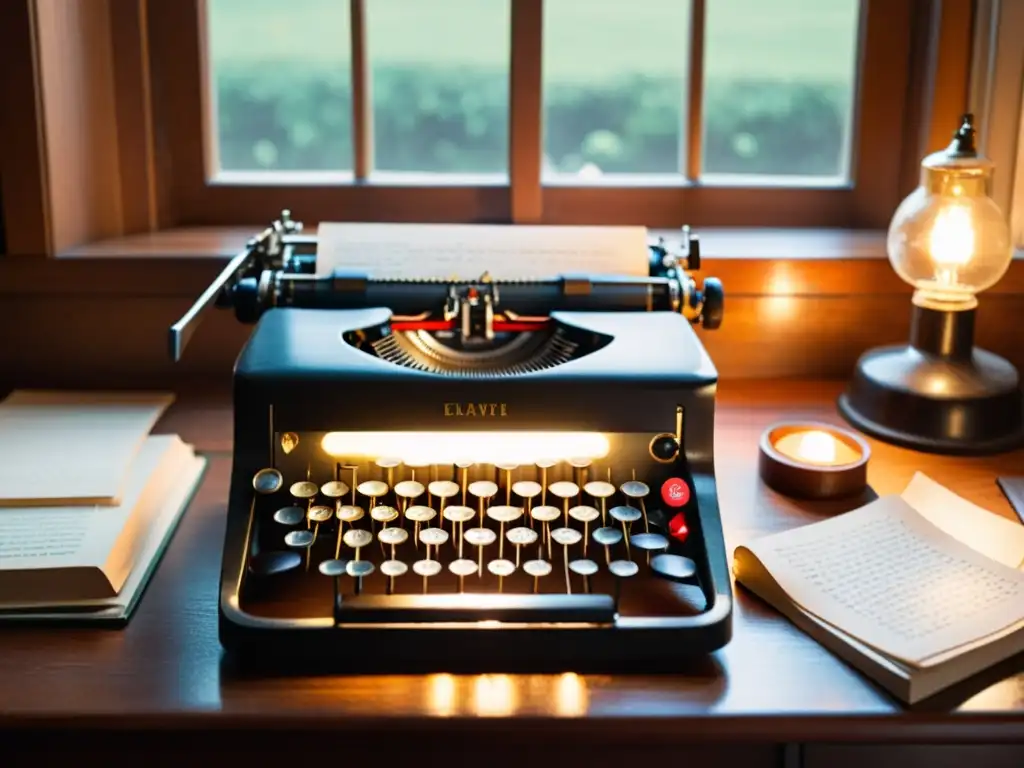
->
<box><xmin>548</xmin><ymin>481</ymin><xmax>579</xmax><ymax>499</ymax></box>
<box><xmin>464</xmin><ymin>527</ymin><xmax>496</xmax><ymax>547</ymax></box>
<box><xmin>280</xmin><ymin>432</ymin><xmax>299</xmax><ymax>455</ymax></box>
<box><xmin>488</xmin><ymin>558</ymin><xmax>516</xmax><ymax>579</ymax></box>
<box><xmin>285</xmin><ymin>530</ymin><xmax>314</xmax><ymax>548</ymax></box>
<box><xmin>593</xmin><ymin>527</ymin><xmax>623</xmax><ymax>546</ymax></box>
<box><xmin>379</xmin><ymin>526</ymin><xmax>408</xmax><ymax>544</ymax></box>
<box><xmin>551</xmin><ymin>527</ymin><xmax>582</xmax><ymax>547</ymax></box>
<box><xmin>308</xmin><ymin>505</ymin><xmax>333</xmax><ymax>523</ymax></box>
<box><xmin>468</xmin><ymin>480</ymin><xmax>498</xmax><ymax>498</ymax></box>
<box><xmin>631</xmin><ymin>532</ymin><xmax>670</xmax><ymax>551</ymax></box>
<box><xmin>486</xmin><ymin>505</ymin><xmax>523</xmax><ymax>523</ymax></box>
<box><xmin>507</xmin><ymin>526</ymin><xmax>538</xmax><ymax>567</ymax></box>
<box><xmin>248</xmin><ymin>550</ymin><xmax>301</xmax><ymax>577</ymax></box>
<box><xmin>534</xmin><ymin>458</ymin><xmax>557</xmax><ymax>469</ymax></box>
<box><xmin>609</xmin><ymin>560</ymin><xmax>639</xmax><ymax>578</ymax></box>
<box><xmin>570</xmin><ymin>559</ymin><xmax>599</xmax><ymax>576</ymax></box>
<box><xmin>419</xmin><ymin>527</ymin><xmax>449</xmax><ymax>560</ymax></box>
<box><xmin>440</xmin><ymin>505</ymin><xmax>472</xmax><ymax>522</ymax></box>
<box><xmin>449</xmin><ymin>559</ymin><xmax>478</xmax><ymax>577</ymax></box>
<box><xmin>650</xmin><ymin>553</ymin><xmax>697</xmax><ymax>583</ymax></box>
<box><xmin>357</xmin><ymin>480</ymin><xmax>389</xmax><ymax>498</ymax></box>
<box><xmin>568</xmin><ymin>505</ymin><xmax>599</xmax><ymax>523</ymax></box>
<box><xmin>455</xmin><ymin>460</ymin><xmax>475</xmax><ymax>469</ymax></box>
<box><xmin>495</xmin><ymin>462</ymin><xmax>519</xmax><ymax>471</ymax></box>
<box><xmin>253</xmin><ymin>468</ymin><xmax>283</xmax><ymax>495</ymax></box>
<box><xmin>375</xmin><ymin>457</ymin><xmax>401</xmax><ymax>469</ymax></box>
<box><xmin>413</xmin><ymin>559</ymin><xmax>442</xmax><ymax>592</ymax></box>
<box><xmin>347</xmin><ymin>560</ymin><xmax>375</xmax><ymax>578</ymax></box>
<box><xmin>380</xmin><ymin>559</ymin><xmax>408</xmax><ymax>578</ymax></box>
<box><xmin>318</xmin><ymin>558</ymin><xmax>347</xmax><ymax>577</ymax></box>
<box><xmin>320</xmin><ymin>480</ymin><xmax>349</xmax><ymax>498</ymax></box>
<box><xmin>404</xmin><ymin>458</ymin><xmax>431</xmax><ymax>469</ymax></box>
<box><xmin>512</xmin><ymin>480</ymin><xmax>542</xmax><ymax>499</ymax></box>
<box><xmin>530</xmin><ymin>505</ymin><xmax>561</xmax><ymax>522</ymax></box>
<box><xmin>584</xmin><ymin>481</ymin><xmax>615</xmax><ymax>499</ymax></box>
<box><xmin>290</xmin><ymin>480</ymin><xmax>318</xmax><ymax>499</ymax></box>
<box><xmin>428</xmin><ymin>480</ymin><xmax>460</xmax><ymax>499</ymax></box>
<box><xmin>620</xmin><ymin>480</ymin><xmax>649</xmax><ymax>498</ymax></box>
<box><xmin>336</xmin><ymin>504</ymin><xmax>365</xmax><ymax>523</ymax></box>
<box><xmin>273</xmin><ymin>506</ymin><xmax>305</xmax><ymax>526</ymax></box>
<box><xmin>343</xmin><ymin>528</ymin><xmax>373</xmax><ymax>550</ymax></box>
<box><xmin>610</xmin><ymin>506</ymin><xmax>641</xmax><ymax>523</ymax></box>
<box><xmin>568</xmin><ymin>457</ymin><xmax>592</xmax><ymax>468</ymax></box>
<box><xmin>370</xmin><ymin>505</ymin><xmax>399</xmax><ymax>524</ymax></box>
<box><xmin>405</xmin><ymin>505</ymin><xmax>437</xmax><ymax>523</ymax></box>
<box><xmin>394</xmin><ymin>479</ymin><xmax>425</xmax><ymax>499</ymax></box>
<box><xmin>523</xmin><ymin>558</ymin><xmax>552</xmax><ymax>593</ymax></box>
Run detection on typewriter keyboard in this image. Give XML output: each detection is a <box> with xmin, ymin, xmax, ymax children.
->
<box><xmin>244</xmin><ymin>458</ymin><xmax>707</xmax><ymax>621</ymax></box>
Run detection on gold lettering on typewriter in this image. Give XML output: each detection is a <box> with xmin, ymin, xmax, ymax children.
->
<box><xmin>444</xmin><ymin>403</ymin><xmax>508</xmax><ymax>417</ymax></box>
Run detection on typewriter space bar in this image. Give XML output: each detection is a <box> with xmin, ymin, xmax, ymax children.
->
<box><xmin>335</xmin><ymin>594</ymin><xmax>615</xmax><ymax>624</ymax></box>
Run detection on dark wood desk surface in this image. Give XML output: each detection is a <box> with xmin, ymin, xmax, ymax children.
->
<box><xmin>4</xmin><ymin>381</ymin><xmax>1024</xmax><ymax>763</ymax></box>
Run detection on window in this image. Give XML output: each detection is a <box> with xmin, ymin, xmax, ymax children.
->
<box><xmin>149</xmin><ymin>0</ymin><xmax>923</xmax><ymax>228</ymax></box>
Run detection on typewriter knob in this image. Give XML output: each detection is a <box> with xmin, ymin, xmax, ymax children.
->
<box><xmin>233</xmin><ymin>276</ymin><xmax>262</xmax><ymax>323</ymax></box>
<box><xmin>700</xmin><ymin>277</ymin><xmax>724</xmax><ymax>330</ymax></box>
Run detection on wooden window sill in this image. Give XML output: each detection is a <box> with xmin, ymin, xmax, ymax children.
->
<box><xmin>3</xmin><ymin>226</ymin><xmax>1023</xmax><ymax>298</ymax></box>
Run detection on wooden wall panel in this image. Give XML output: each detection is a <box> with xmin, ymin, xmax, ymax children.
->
<box><xmin>1</xmin><ymin>293</ymin><xmax>1022</xmax><ymax>389</ymax></box>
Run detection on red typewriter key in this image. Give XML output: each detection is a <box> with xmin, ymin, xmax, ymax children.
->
<box><xmin>668</xmin><ymin>512</ymin><xmax>689</xmax><ymax>543</ymax></box>
<box><xmin>661</xmin><ymin>477</ymin><xmax>690</xmax><ymax>507</ymax></box>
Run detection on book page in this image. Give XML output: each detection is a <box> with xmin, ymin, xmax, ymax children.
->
<box><xmin>315</xmin><ymin>222</ymin><xmax>650</xmax><ymax>279</ymax></box>
<box><xmin>746</xmin><ymin>495</ymin><xmax>1024</xmax><ymax>667</ymax></box>
<box><xmin>0</xmin><ymin>436</ymin><xmax>183</xmax><ymax>577</ymax></box>
<box><xmin>0</xmin><ymin>390</ymin><xmax>174</xmax><ymax>505</ymax></box>
<box><xmin>901</xmin><ymin>472</ymin><xmax>1024</xmax><ymax>569</ymax></box>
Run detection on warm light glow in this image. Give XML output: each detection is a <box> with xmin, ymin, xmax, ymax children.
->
<box><xmin>321</xmin><ymin>431</ymin><xmax>609</xmax><ymax>466</ymax></box>
<box><xmin>555</xmin><ymin>673</ymin><xmax>588</xmax><ymax>716</ymax></box>
<box><xmin>473</xmin><ymin>674</ymin><xmax>517</xmax><ymax>717</ymax></box>
<box><xmin>427</xmin><ymin>674</ymin><xmax>457</xmax><ymax>717</ymax></box>
<box><xmin>928</xmin><ymin>203</ymin><xmax>975</xmax><ymax>269</ymax></box>
<box><xmin>795</xmin><ymin>430</ymin><xmax>838</xmax><ymax>464</ymax></box>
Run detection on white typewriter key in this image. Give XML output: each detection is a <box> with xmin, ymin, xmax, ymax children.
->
<box><xmin>530</xmin><ymin>504</ymin><xmax>561</xmax><ymax>559</ymax></box>
<box><xmin>551</xmin><ymin>528</ymin><xmax>582</xmax><ymax>593</ymax></box>
<box><xmin>318</xmin><ymin>559</ymin><xmax>347</xmax><ymax>577</ymax></box>
<box><xmin>486</xmin><ymin>505</ymin><xmax>523</xmax><ymax>523</ymax></box>
<box><xmin>285</xmin><ymin>530</ymin><xmax>314</xmax><ymax>548</ymax></box>
<box><xmin>343</xmin><ymin>528</ymin><xmax>373</xmax><ymax>552</ymax></box>
<box><xmin>308</xmin><ymin>505</ymin><xmax>333</xmax><ymax>523</ymax></box>
<box><xmin>442</xmin><ymin>504</ymin><xmax>475</xmax><ymax>558</ymax></box>
<box><xmin>405</xmin><ymin>505</ymin><xmax>437</xmax><ymax>523</ymax></box>
<box><xmin>290</xmin><ymin>481</ymin><xmax>319</xmax><ymax>499</ymax></box>
<box><xmin>320</xmin><ymin>480</ymin><xmax>349</xmax><ymax>498</ymax></box>
<box><xmin>584</xmin><ymin>481</ymin><xmax>615</xmax><ymax>498</ymax></box>
<box><xmin>273</xmin><ymin>506</ymin><xmax>305</xmax><ymax>526</ymax></box>
<box><xmin>468</xmin><ymin>480</ymin><xmax>498</xmax><ymax>498</ymax></box>
<box><xmin>394</xmin><ymin>480</ymin><xmax>425</xmax><ymax>499</ymax></box>
<box><xmin>449</xmin><ymin>557</ymin><xmax>478</xmax><ymax>592</ymax></box>
<box><xmin>512</xmin><ymin>480</ymin><xmax>542</xmax><ymax>500</ymax></box>
<box><xmin>548</xmin><ymin>481</ymin><xmax>579</xmax><ymax>499</ymax></box>
<box><xmin>370</xmin><ymin>505</ymin><xmax>399</xmax><ymax>524</ymax></box>
<box><xmin>413</xmin><ymin>559</ymin><xmax>442</xmax><ymax>593</ymax></box>
<box><xmin>523</xmin><ymin>558</ymin><xmax>553</xmax><ymax>593</ymax></box>
<box><xmin>620</xmin><ymin>480</ymin><xmax>650</xmax><ymax>498</ymax></box>
<box><xmin>568</xmin><ymin>457</ymin><xmax>592</xmax><ymax>468</ymax></box>
<box><xmin>568</xmin><ymin>505</ymin><xmax>599</xmax><ymax>523</ymax></box>
<box><xmin>465</xmin><ymin>527</ymin><xmax>497</xmax><ymax>576</ymax></box>
<box><xmin>488</xmin><ymin>558</ymin><xmax>516</xmax><ymax>591</ymax></box>
<box><xmin>336</xmin><ymin>504</ymin><xmax>365</xmax><ymax>523</ymax></box>
<box><xmin>357</xmin><ymin>480</ymin><xmax>389</xmax><ymax>498</ymax></box>
<box><xmin>378</xmin><ymin>525</ymin><xmax>408</xmax><ymax>561</ymax></box>
<box><xmin>375</xmin><ymin>457</ymin><xmax>401</xmax><ymax>469</ymax></box>
<box><xmin>428</xmin><ymin>480</ymin><xmax>460</xmax><ymax>499</ymax></box>
<box><xmin>253</xmin><ymin>468</ymin><xmax>283</xmax><ymax>495</ymax></box>
<box><xmin>570</xmin><ymin>558</ymin><xmax>599</xmax><ymax>593</ymax></box>
<box><xmin>381</xmin><ymin>559</ymin><xmax>408</xmax><ymax>593</ymax></box>
<box><xmin>419</xmin><ymin>527</ymin><xmax>449</xmax><ymax>560</ymax></box>
<box><xmin>534</xmin><ymin>458</ymin><xmax>557</xmax><ymax>469</ymax></box>
<box><xmin>506</xmin><ymin>526</ymin><xmax>538</xmax><ymax>567</ymax></box>
<box><xmin>631</xmin><ymin>532</ymin><xmax>670</xmax><ymax>551</ymax></box>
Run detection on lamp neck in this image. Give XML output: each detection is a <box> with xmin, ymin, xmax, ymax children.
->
<box><xmin>910</xmin><ymin>304</ymin><xmax>975</xmax><ymax>359</ymax></box>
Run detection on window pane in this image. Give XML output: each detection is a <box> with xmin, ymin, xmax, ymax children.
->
<box><xmin>702</xmin><ymin>0</ymin><xmax>860</xmax><ymax>181</ymax></box>
<box><xmin>206</xmin><ymin>0</ymin><xmax>352</xmax><ymax>173</ymax></box>
<box><xmin>367</xmin><ymin>0</ymin><xmax>510</xmax><ymax>176</ymax></box>
<box><xmin>543</xmin><ymin>0</ymin><xmax>691</xmax><ymax>180</ymax></box>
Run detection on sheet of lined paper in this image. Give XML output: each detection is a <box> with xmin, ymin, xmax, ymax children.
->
<box><xmin>749</xmin><ymin>495</ymin><xmax>1024</xmax><ymax>666</ymax></box>
<box><xmin>315</xmin><ymin>222</ymin><xmax>650</xmax><ymax>279</ymax></box>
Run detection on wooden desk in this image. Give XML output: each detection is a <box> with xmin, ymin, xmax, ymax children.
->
<box><xmin>4</xmin><ymin>381</ymin><xmax>1024</xmax><ymax>767</ymax></box>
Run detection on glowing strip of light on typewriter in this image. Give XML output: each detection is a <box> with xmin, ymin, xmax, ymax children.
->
<box><xmin>320</xmin><ymin>432</ymin><xmax>609</xmax><ymax>466</ymax></box>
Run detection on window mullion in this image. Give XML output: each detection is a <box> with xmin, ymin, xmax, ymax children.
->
<box><xmin>510</xmin><ymin>0</ymin><xmax>543</xmax><ymax>223</ymax></box>
<box><xmin>685</xmin><ymin>0</ymin><xmax>706</xmax><ymax>181</ymax></box>
<box><xmin>350</xmin><ymin>0</ymin><xmax>372</xmax><ymax>181</ymax></box>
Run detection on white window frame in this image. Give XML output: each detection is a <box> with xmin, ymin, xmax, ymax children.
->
<box><xmin>970</xmin><ymin>0</ymin><xmax>1024</xmax><ymax>251</ymax></box>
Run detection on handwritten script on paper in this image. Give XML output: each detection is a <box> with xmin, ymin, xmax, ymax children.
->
<box><xmin>750</xmin><ymin>496</ymin><xmax>1024</xmax><ymax>666</ymax></box>
<box><xmin>315</xmin><ymin>223</ymin><xmax>650</xmax><ymax>279</ymax></box>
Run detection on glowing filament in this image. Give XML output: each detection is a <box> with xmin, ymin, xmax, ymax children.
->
<box><xmin>929</xmin><ymin>204</ymin><xmax>975</xmax><ymax>269</ymax></box>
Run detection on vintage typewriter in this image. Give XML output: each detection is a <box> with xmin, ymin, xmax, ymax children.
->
<box><xmin>171</xmin><ymin>211</ymin><xmax>732</xmax><ymax>670</ymax></box>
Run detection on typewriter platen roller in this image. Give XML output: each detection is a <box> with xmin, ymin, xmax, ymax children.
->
<box><xmin>172</xmin><ymin>212</ymin><xmax>732</xmax><ymax>671</ymax></box>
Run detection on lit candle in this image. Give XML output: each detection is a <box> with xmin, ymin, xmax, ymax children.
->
<box><xmin>773</xmin><ymin>429</ymin><xmax>861</xmax><ymax>467</ymax></box>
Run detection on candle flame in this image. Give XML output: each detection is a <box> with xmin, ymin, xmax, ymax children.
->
<box><xmin>796</xmin><ymin>430</ymin><xmax>838</xmax><ymax>464</ymax></box>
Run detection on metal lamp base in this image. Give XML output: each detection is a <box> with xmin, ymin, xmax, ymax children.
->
<box><xmin>838</xmin><ymin>305</ymin><xmax>1024</xmax><ymax>456</ymax></box>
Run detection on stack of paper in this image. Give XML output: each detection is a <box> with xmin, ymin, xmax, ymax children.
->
<box><xmin>0</xmin><ymin>391</ymin><xmax>206</xmax><ymax>623</ymax></box>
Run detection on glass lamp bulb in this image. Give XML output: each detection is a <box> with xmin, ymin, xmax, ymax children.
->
<box><xmin>887</xmin><ymin>116</ymin><xmax>1013</xmax><ymax>311</ymax></box>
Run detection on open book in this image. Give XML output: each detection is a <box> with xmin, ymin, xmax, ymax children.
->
<box><xmin>734</xmin><ymin>473</ymin><xmax>1024</xmax><ymax>704</ymax></box>
<box><xmin>0</xmin><ymin>391</ymin><xmax>206</xmax><ymax>624</ymax></box>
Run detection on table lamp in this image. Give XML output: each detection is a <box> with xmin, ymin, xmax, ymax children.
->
<box><xmin>838</xmin><ymin>114</ymin><xmax>1023</xmax><ymax>455</ymax></box>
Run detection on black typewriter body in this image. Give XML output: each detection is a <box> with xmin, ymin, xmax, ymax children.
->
<box><xmin>173</xmin><ymin>212</ymin><xmax>732</xmax><ymax>671</ymax></box>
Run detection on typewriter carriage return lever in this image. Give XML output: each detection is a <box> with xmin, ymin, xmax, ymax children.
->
<box><xmin>169</xmin><ymin>210</ymin><xmax>724</xmax><ymax>361</ymax></box>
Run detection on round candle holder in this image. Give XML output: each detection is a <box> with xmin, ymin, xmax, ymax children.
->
<box><xmin>758</xmin><ymin>422</ymin><xmax>871</xmax><ymax>500</ymax></box>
